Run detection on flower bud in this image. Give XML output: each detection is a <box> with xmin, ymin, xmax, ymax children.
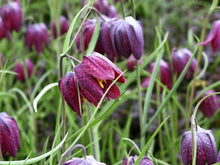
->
<box><xmin>51</xmin><ymin>15</ymin><xmax>69</xmax><ymax>38</ymax></box>
<box><xmin>196</xmin><ymin>89</ymin><xmax>219</xmax><ymax>118</ymax></box>
<box><xmin>76</xmin><ymin>19</ymin><xmax>104</xmax><ymax>54</ymax></box>
<box><xmin>0</xmin><ymin>2</ymin><xmax>22</xmax><ymax>32</ymax></box>
<box><xmin>0</xmin><ymin>112</ymin><xmax>20</xmax><ymax>157</ymax></box>
<box><xmin>14</xmin><ymin>58</ymin><xmax>34</xmax><ymax>82</ymax></box>
<box><xmin>180</xmin><ymin>128</ymin><xmax>217</xmax><ymax>165</ymax></box>
<box><xmin>172</xmin><ymin>48</ymin><xmax>197</xmax><ymax>79</ymax></box>
<box><xmin>25</xmin><ymin>23</ymin><xmax>50</xmax><ymax>54</ymax></box>
<box><xmin>142</xmin><ymin>59</ymin><xmax>172</xmax><ymax>90</ymax></box>
<box><xmin>111</xmin><ymin>16</ymin><xmax>144</xmax><ymax>59</ymax></box>
<box><xmin>200</xmin><ymin>20</ymin><xmax>220</xmax><ymax>52</ymax></box>
<box><xmin>63</xmin><ymin>155</ymin><xmax>106</xmax><ymax>165</ymax></box>
<box><xmin>122</xmin><ymin>155</ymin><xmax>154</xmax><ymax>165</ymax></box>
<box><xmin>126</xmin><ymin>55</ymin><xmax>143</xmax><ymax>71</ymax></box>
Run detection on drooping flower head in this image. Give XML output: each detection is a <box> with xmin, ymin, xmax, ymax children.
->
<box><xmin>51</xmin><ymin>15</ymin><xmax>69</xmax><ymax>38</ymax></box>
<box><xmin>0</xmin><ymin>2</ymin><xmax>22</xmax><ymax>32</ymax></box>
<box><xmin>142</xmin><ymin>59</ymin><xmax>172</xmax><ymax>90</ymax></box>
<box><xmin>0</xmin><ymin>17</ymin><xmax>11</xmax><ymax>40</ymax></box>
<box><xmin>180</xmin><ymin>127</ymin><xmax>217</xmax><ymax>165</ymax></box>
<box><xmin>172</xmin><ymin>48</ymin><xmax>197</xmax><ymax>79</ymax></box>
<box><xmin>76</xmin><ymin>18</ymin><xmax>104</xmax><ymax>54</ymax></box>
<box><xmin>25</xmin><ymin>23</ymin><xmax>50</xmax><ymax>54</ymax></box>
<box><xmin>126</xmin><ymin>55</ymin><xmax>143</xmax><ymax>71</ymax></box>
<box><xmin>63</xmin><ymin>155</ymin><xmax>106</xmax><ymax>165</ymax></box>
<box><xmin>200</xmin><ymin>20</ymin><xmax>220</xmax><ymax>52</ymax></box>
<box><xmin>121</xmin><ymin>155</ymin><xmax>154</xmax><ymax>165</ymax></box>
<box><xmin>0</xmin><ymin>112</ymin><xmax>20</xmax><ymax>157</ymax></box>
<box><xmin>59</xmin><ymin>52</ymin><xmax>126</xmax><ymax>117</ymax></box>
<box><xmin>94</xmin><ymin>0</ymin><xmax>119</xmax><ymax>18</ymax></box>
<box><xmin>14</xmin><ymin>58</ymin><xmax>34</xmax><ymax>82</ymax></box>
<box><xmin>196</xmin><ymin>89</ymin><xmax>219</xmax><ymax>118</ymax></box>
<box><xmin>111</xmin><ymin>16</ymin><xmax>144</xmax><ymax>59</ymax></box>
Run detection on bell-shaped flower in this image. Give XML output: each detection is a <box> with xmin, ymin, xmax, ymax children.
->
<box><xmin>63</xmin><ymin>155</ymin><xmax>106</xmax><ymax>165</ymax></box>
<box><xmin>0</xmin><ymin>2</ymin><xmax>22</xmax><ymax>32</ymax></box>
<box><xmin>25</xmin><ymin>23</ymin><xmax>50</xmax><ymax>54</ymax></box>
<box><xmin>51</xmin><ymin>15</ymin><xmax>69</xmax><ymax>38</ymax></box>
<box><xmin>200</xmin><ymin>20</ymin><xmax>220</xmax><ymax>52</ymax></box>
<box><xmin>126</xmin><ymin>55</ymin><xmax>143</xmax><ymax>71</ymax></box>
<box><xmin>180</xmin><ymin>127</ymin><xmax>217</xmax><ymax>165</ymax></box>
<box><xmin>196</xmin><ymin>89</ymin><xmax>219</xmax><ymax>118</ymax></box>
<box><xmin>142</xmin><ymin>59</ymin><xmax>172</xmax><ymax>90</ymax></box>
<box><xmin>172</xmin><ymin>48</ymin><xmax>197</xmax><ymax>79</ymax></box>
<box><xmin>14</xmin><ymin>58</ymin><xmax>34</xmax><ymax>82</ymax></box>
<box><xmin>0</xmin><ymin>17</ymin><xmax>11</xmax><ymax>40</ymax></box>
<box><xmin>76</xmin><ymin>19</ymin><xmax>104</xmax><ymax>54</ymax></box>
<box><xmin>121</xmin><ymin>155</ymin><xmax>154</xmax><ymax>165</ymax></box>
<box><xmin>0</xmin><ymin>112</ymin><xmax>20</xmax><ymax>157</ymax></box>
<box><xmin>95</xmin><ymin>0</ymin><xmax>119</xmax><ymax>18</ymax></box>
<box><xmin>59</xmin><ymin>52</ymin><xmax>126</xmax><ymax>117</ymax></box>
<box><xmin>111</xmin><ymin>16</ymin><xmax>144</xmax><ymax>59</ymax></box>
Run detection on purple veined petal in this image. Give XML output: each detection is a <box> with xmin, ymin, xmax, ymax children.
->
<box><xmin>125</xmin><ymin>16</ymin><xmax>144</xmax><ymax>60</ymax></box>
<box><xmin>198</xmin><ymin>130</ymin><xmax>217</xmax><ymax>164</ymax></box>
<box><xmin>180</xmin><ymin>131</ymin><xmax>191</xmax><ymax>165</ymax></box>
<box><xmin>87</xmin><ymin>52</ymin><xmax>126</xmax><ymax>83</ymax></box>
<box><xmin>200</xmin><ymin>20</ymin><xmax>220</xmax><ymax>46</ymax></box>
<box><xmin>196</xmin><ymin>134</ymin><xmax>206</xmax><ymax>165</ymax></box>
<box><xmin>103</xmin><ymin>80</ymin><xmax>120</xmax><ymax>99</ymax></box>
<box><xmin>74</xmin><ymin>64</ymin><xmax>104</xmax><ymax>106</ymax></box>
<box><xmin>59</xmin><ymin>72</ymin><xmax>83</xmax><ymax>117</ymax></box>
<box><xmin>82</xmin><ymin>53</ymin><xmax>115</xmax><ymax>80</ymax></box>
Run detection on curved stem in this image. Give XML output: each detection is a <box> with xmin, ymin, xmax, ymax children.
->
<box><xmin>130</xmin><ymin>0</ymin><xmax>136</xmax><ymax>18</ymax></box>
<box><xmin>120</xmin><ymin>0</ymin><xmax>125</xmax><ymax>19</ymax></box>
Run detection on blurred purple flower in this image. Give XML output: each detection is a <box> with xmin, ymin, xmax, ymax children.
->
<box><xmin>121</xmin><ymin>155</ymin><xmax>154</xmax><ymax>165</ymax></box>
<box><xmin>76</xmin><ymin>19</ymin><xmax>104</xmax><ymax>54</ymax></box>
<box><xmin>0</xmin><ymin>2</ymin><xmax>22</xmax><ymax>32</ymax></box>
<box><xmin>95</xmin><ymin>0</ymin><xmax>119</xmax><ymax>18</ymax></box>
<box><xmin>142</xmin><ymin>59</ymin><xmax>172</xmax><ymax>90</ymax></box>
<box><xmin>0</xmin><ymin>17</ymin><xmax>11</xmax><ymax>40</ymax></box>
<box><xmin>59</xmin><ymin>52</ymin><xmax>126</xmax><ymax>117</ymax></box>
<box><xmin>200</xmin><ymin>20</ymin><xmax>220</xmax><ymax>52</ymax></box>
<box><xmin>196</xmin><ymin>89</ymin><xmax>219</xmax><ymax>118</ymax></box>
<box><xmin>63</xmin><ymin>155</ymin><xmax>106</xmax><ymax>165</ymax></box>
<box><xmin>0</xmin><ymin>112</ymin><xmax>20</xmax><ymax>157</ymax></box>
<box><xmin>126</xmin><ymin>55</ymin><xmax>143</xmax><ymax>71</ymax></box>
<box><xmin>25</xmin><ymin>23</ymin><xmax>50</xmax><ymax>54</ymax></box>
<box><xmin>217</xmin><ymin>151</ymin><xmax>220</xmax><ymax>162</ymax></box>
<box><xmin>51</xmin><ymin>15</ymin><xmax>69</xmax><ymax>38</ymax></box>
<box><xmin>180</xmin><ymin>127</ymin><xmax>217</xmax><ymax>165</ymax></box>
<box><xmin>172</xmin><ymin>48</ymin><xmax>197</xmax><ymax>79</ymax></box>
<box><xmin>14</xmin><ymin>58</ymin><xmax>34</xmax><ymax>82</ymax></box>
<box><xmin>111</xmin><ymin>16</ymin><xmax>144</xmax><ymax>59</ymax></box>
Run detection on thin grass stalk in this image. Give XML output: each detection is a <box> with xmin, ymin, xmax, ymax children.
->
<box><xmin>120</xmin><ymin>0</ymin><xmax>125</xmax><ymax>19</ymax></box>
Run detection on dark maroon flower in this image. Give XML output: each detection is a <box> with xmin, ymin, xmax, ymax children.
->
<box><xmin>14</xmin><ymin>58</ymin><xmax>34</xmax><ymax>82</ymax></box>
<box><xmin>196</xmin><ymin>89</ymin><xmax>219</xmax><ymax>118</ymax></box>
<box><xmin>100</xmin><ymin>18</ymin><xmax>119</xmax><ymax>61</ymax></box>
<box><xmin>0</xmin><ymin>17</ymin><xmax>11</xmax><ymax>40</ymax></box>
<box><xmin>200</xmin><ymin>20</ymin><xmax>220</xmax><ymax>52</ymax></box>
<box><xmin>142</xmin><ymin>59</ymin><xmax>172</xmax><ymax>90</ymax></box>
<box><xmin>59</xmin><ymin>52</ymin><xmax>126</xmax><ymax>117</ymax></box>
<box><xmin>25</xmin><ymin>23</ymin><xmax>50</xmax><ymax>54</ymax></box>
<box><xmin>0</xmin><ymin>2</ymin><xmax>22</xmax><ymax>32</ymax></box>
<box><xmin>180</xmin><ymin>127</ymin><xmax>217</xmax><ymax>165</ymax></box>
<box><xmin>63</xmin><ymin>155</ymin><xmax>106</xmax><ymax>165</ymax></box>
<box><xmin>76</xmin><ymin>19</ymin><xmax>104</xmax><ymax>54</ymax></box>
<box><xmin>111</xmin><ymin>16</ymin><xmax>144</xmax><ymax>60</ymax></box>
<box><xmin>95</xmin><ymin>0</ymin><xmax>119</xmax><ymax>18</ymax></box>
<box><xmin>0</xmin><ymin>112</ymin><xmax>20</xmax><ymax>157</ymax></box>
<box><xmin>122</xmin><ymin>155</ymin><xmax>154</xmax><ymax>165</ymax></box>
<box><xmin>172</xmin><ymin>48</ymin><xmax>197</xmax><ymax>79</ymax></box>
<box><xmin>51</xmin><ymin>15</ymin><xmax>69</xmax><ymax>38</ymax></box>
<box><xmin>126</xmin><ymin>55</ymin><xmax>143</xmax><ymax>71</ymax></box>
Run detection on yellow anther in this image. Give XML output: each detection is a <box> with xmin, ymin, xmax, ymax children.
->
<box><xmin>97</xmin><ymin>79</ymin><xmax>106</xmax><ymax>88</ymax></box>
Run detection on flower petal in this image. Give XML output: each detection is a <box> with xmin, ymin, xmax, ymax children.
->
<box><xmin>103</xmin><ymin>80</ymin><xmax>120</xmax><ymax>99</ymax></box>
<box><xmin>59</xmin><ymin>72</ymin><xmax>83</xmax><ymax>117</ymax></box>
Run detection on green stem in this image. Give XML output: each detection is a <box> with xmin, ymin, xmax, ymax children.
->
<box><xmin>120</xmin><ymin>0</ymin><xmax>125</xmax><ymax>19</ymax></box>
<box><xmin>130</xmin><ymin>0</ymin><xmax>136</xmax><ymax>18</ymax></box>
<box><xmin>136</xmin><ymin>60</ymin><xmax>144</xmax><ymax>149</ymax></box>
